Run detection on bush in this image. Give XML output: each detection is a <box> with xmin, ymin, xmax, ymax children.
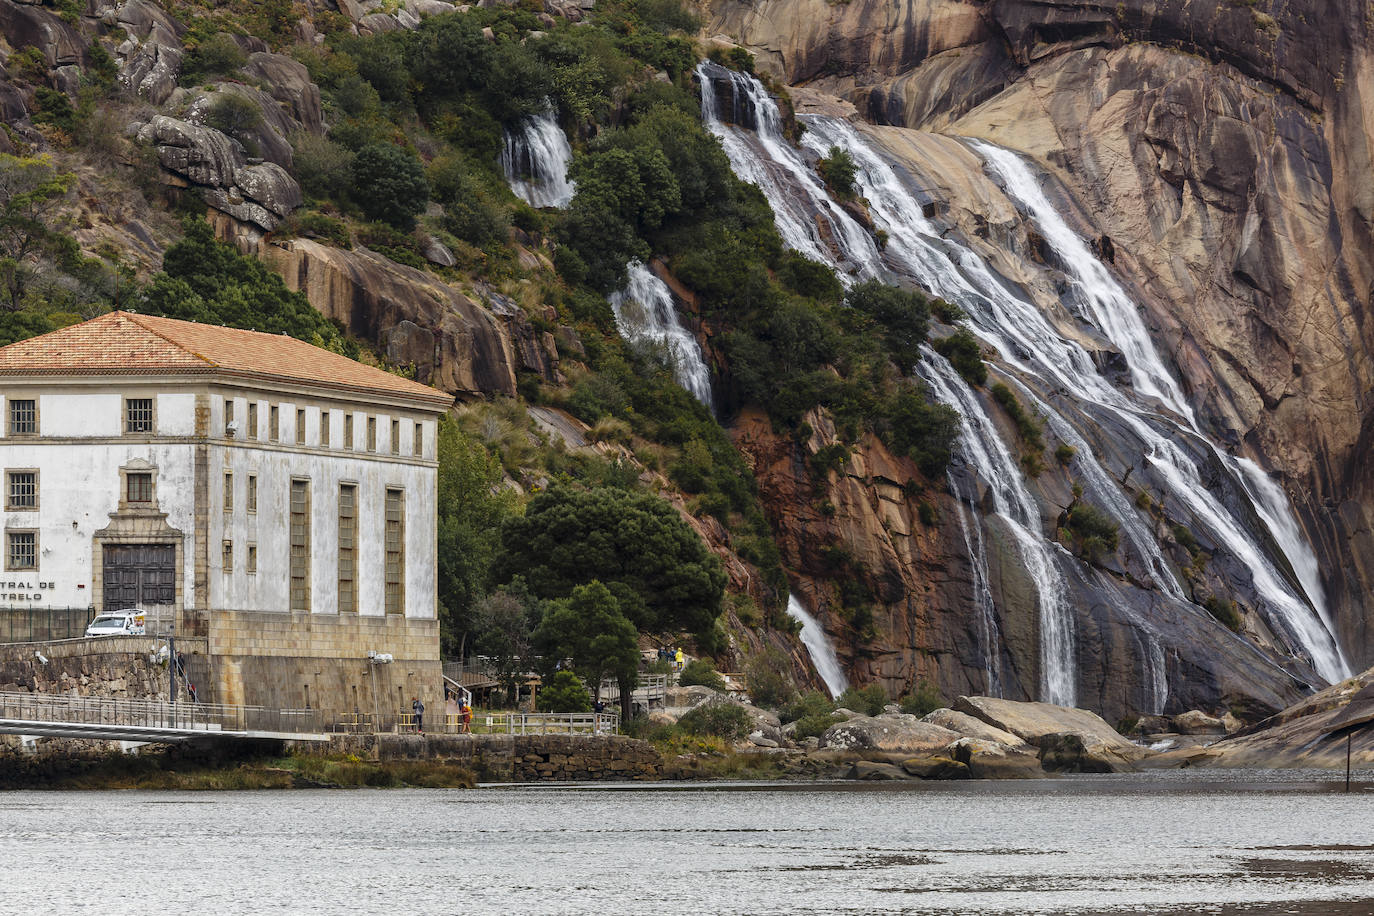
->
<box><xmin>836</xmin><ymin>684</ymin><xmax>888</xmax><ymax>717</ymax></box>
<box><xmin>792</xmin><ymin>712</ymin><xmax>840</xmax><ymax>740</ymax></box>
<box><xmin>779</xmin><ymin>690</ymin><xmax>833</xmax><ymax>724</ymax></box>
<box><xmin>898</xmin><ymin>680</ymin><xmax>942</xmax><ymax>716</ymax></box>
<box><xmin>678</xmin><ymin>659</ymin><xmax>726</xmax><ymax>692</ymax></box>
<box><xmin>990</xmin><ymin>382</ymin><xmax>1044</xmax><ymax>452</ymax></box>
<box><xmin>537</xmin><ymin>670</ymin><xmax>592</xmax><ymax>713</ymax></box>
<box><xmin>292</xmin><ymin>133</ymin><xmax>356</xmax><ymax>202</ymax></box>
<box><xmin>1203</xmin><ymin>594</ymin><xmax>1242</xmax><ymax>633</ymax></box>
<box><xmin>203</xmin><ymin>94</ymin><xmax>263</xmax><ymax>146</ymax></box>
<box><xmin>817</xmin><ymin>146</ymin><xmax>857</xmax><ymax>198</ymax></box>
<box><xmin>1063</xmin><ymin>502</ymin><xmax>1120</xmax><ymax>560</ymax></box>
<box><xmin>676</xmin><ymin>701</ymin><xmax>752</xmax><ymax>740</ymax></box>
<box><xmin>351</xmin><ymin>144</ymin><xmax>430</xmax><ymax>230</ymax></box>
<box><xmin>1055</xmin><ymin>443</ymin><xmax>1077</xmax><ymax>466</ymax></box>
<box><xmin>744</xmin><ymin>648</ymin><xmax>796</xmax><ymax>710</ymax></box>
<box><xmin>932</xmin><ymin>328</ymin><xmax>986</xmax><ymax>386</ymax></box>
<box><xmin>181</xmin><ymin>34</ymin><xmax>247</xmax><ymax>84</ymax></box>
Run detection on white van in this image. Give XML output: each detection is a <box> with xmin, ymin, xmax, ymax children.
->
<box><xmin>84</xmin><ymin>610</ymin><xmax>146</xmax><ymax>637</ymax></box>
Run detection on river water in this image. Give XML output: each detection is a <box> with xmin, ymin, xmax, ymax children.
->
<box><xmin>4</xmin><ymin>772</ymin><xmax>1374</xmax><ymax>914</ymax></box>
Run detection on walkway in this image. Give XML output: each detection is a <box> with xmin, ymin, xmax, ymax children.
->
<box><xmin>0</xmin><ymin>691</ymin><xmax>329</xmax><ymax>743</ymax></box>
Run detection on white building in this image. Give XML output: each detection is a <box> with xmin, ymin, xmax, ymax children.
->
<box><xmin>0</xmin><ymin>311</ymin><xmax>452</xmax><ymax>719</ymax></box>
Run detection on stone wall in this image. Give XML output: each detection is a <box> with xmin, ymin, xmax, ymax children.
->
<box><xmin>0</xmin><ymin>635</ymin><xmax>208</xmax><ymax>698</ymax></box>
<box><xmin>208</xmin><ymin>610</ymin><xmax>440</xmax><ymax>726</ymax></box>
<box><xmin>309</xmin><ymin>733</ymin><xmax>662</xmax><ymax>782</ymax></box>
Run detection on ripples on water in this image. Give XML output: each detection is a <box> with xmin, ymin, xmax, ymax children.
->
<box><xmin>3</xmin><ymin>772</ymin><xmax>1373</xmax><ymax>915</ymax></box>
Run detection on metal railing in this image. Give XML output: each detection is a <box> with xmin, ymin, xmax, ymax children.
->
<box><xmin>390</xmin><ymin>710</ymin><xmax>619</xmax><ymax>736</ymax></box>
<box><xmin>0</xmin><ymin>607</ymin><xmax>92</xmax><ymax>643</ymax></box>
<box><xmin>598</xmin><ymin>674</ymin><xmax>668</xmax><ymax>705</ymax></box>
<box><xmin>0</xmin><ymin>690</ymin><xmax>322</xmax><ymax>735</ymax></box>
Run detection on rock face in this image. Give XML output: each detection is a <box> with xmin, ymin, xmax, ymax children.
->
<box><xmin>707</xmin><ymin>0</ymin><xmax>1374</xmax><ymax>721</ymax></box>
<box><xmin>819</xmin><ymin>712</ymin><xmax>962</xmax><ymax>754</ymax></box>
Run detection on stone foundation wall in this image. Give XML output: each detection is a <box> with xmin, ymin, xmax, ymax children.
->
<box><xmin>0</xmin><ymin>636</ymin><xmax>209</xmax><ymax>699</ymax></box>
<box><xmin>208</xmin><ymin>610</ymin><xmax>440</xmax><ymax>726</ymax></box>
<box><xmin>307</xmin><ymin>733</ymin><xmax>662</xmax><ymax>781</ymax></box>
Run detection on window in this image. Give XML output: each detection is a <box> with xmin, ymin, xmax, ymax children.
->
<box><xmin>223</xmin><ymin>471</ymin><xmax>233</xmax><ymax>512</ymax></box>
<box><xmin>125</xmin><ymin>398</ymin><xmax>154</xmax><ymax>433</ymax></box>
<box><xmin>321</xmin><ymin>410</ymin><xmax>332</xmax><ymax>448</ymax></box>
<box><xmin>344</xmin><ymin>413</ymin><xmax>354</xmax><ymax>450</ymax></box>
<box><xmin>296</xmin><ymin>408</ymin><xmax>306</xmax><ymax>446</ymax></box>
<box><xmin>384</xmin><ymin>487</ymin><xmax>405</xmax><ymax>615</ymax></box>
<box><xmin>222</xmin><ymin>539</ymin><xmax>233</xmax><ymax>573</ymax></box>
<box><xmin>289</xmin><ymin>479</ymin><xmax>310</xmax><ymax>611</ymax></box>
<box><xmin>338</xmin><ymin>484</ymin><xmax>357</xmax><ymax>614</ymax></box>
<box><xmin>269</xmin><ymin>405</ymin><xmax>280</xmax><ymax>442</ymax></box>
<box><xmin>6</xmin><ymin>531</ymin><xmax>35</xmax><ymax>570</ymax></box>
<box><xmin>414</xmin><ymin>422</ymin><xmax>424</xmax><ymax>458</ymax></box>
<box><xmin>247</xmin><ymin>402</ymin><xmax>259</xmax><ymax>438</ymax></box>
<box><xmin>6</xmin><ymin>471</ymin><xmax>36</xmax><ymax>510</ymax></box>
<box><xmin>247</xmin><ymin>475</ymin><xmax>257</xmax><ymax>513</ymax></box>
<box><xmin>247</xmin><ymin>543</ymin><xmax>258</xmax><ymax>574</ymax></box>
<box><xmin>389</xmin><ymin>420</ymin><xmax>400</xmax><ymax>455</ymax></box>
<box><xmin>366</xmin><ymin>416</ymin><xmax>377</xmax><ymax>452</ymax></box>
<box><xmin>127</xmin><ymin>472</ymin><xmax>153</xmax><ymax>504</ymax></box>
<box><xmin>7</xmin><ymin>399</ymin><xmax>36</xmax><ymax>436</ymax></box>
<box><xmin>224</xmin><ymin>398</ymin><xmax>235</xmax><ymax>433</ymax></box>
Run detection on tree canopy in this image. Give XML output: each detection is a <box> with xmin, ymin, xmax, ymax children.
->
<box><xmin>493</xmin><ymin>485</ymin><xmax>726</xmax><ymax>639</ymax></box>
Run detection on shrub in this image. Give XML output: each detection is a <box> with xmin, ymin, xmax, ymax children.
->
<box><xmin>1063</xmin><ymin>502</ymin><xmax>1120</xmax><ymax>560</ymax></box>
<box><xmin>1203</xmin><ymin>594</ymin><xmax>1242</xmax><ymax>633</ymax></box>
<box><xmin>351</xmin><ymin>144</ymin><xmax>430</xmax><ymax>230</ymax></box>
<box><xmin>792</xmin><ymin>712</ymin><xmax>840</xmax><ymax>740</ymax></box>
<box><xmin>678</xmin><ymin>659</ymin><xmax>727</xmax><ymax>692</ymax></box>
<box><xmin>203</xmin><ymin>94</ymin><xmax>263</xmax><ymax>147</ymax></box>
<box><xmin>990</xmin><ymin>382</ymin><xmax>1044</xmax><ymax>452</ymax></box>
<box><xmin>283</xmin><ymin>210</ymin><xmax>351</xmax><ymax>248</ymax></box>
<box><xmin>1055</xmin><ymin>443</ymin><xmax>1078</xmax><ymax>465</ymax></box>
<box><xmin>817</xmin><ymin>146</ymin><xmax>857</xmax><ymax>198</ymax></box>
<box><xmin>932</xmin><ymin>327</ymin><xmax>986</xmax><ymax>386</ymax></box>
<box><xmin>292</xmin><ymin>133</ymin><xmax>355</xmax><ymax>202</ymax></box>
<box><xmin>182</xmin><ymin>34</ymin><xmax>247</xmax><ymax>84</ymax></box>
<box><xmin>917</xmin><ymin>501</ymin><xmax>938</xmax><ymax>527</ymax></box>
<box><xmin>930</xmin><ymin>298</ymin><xmax>965</xmax><ymax>323</ymax></box>
<box><xmin>744</xmin><ymin>648</ymin><xmax>795</xmax><ymax>710</ymax></box>
<box><xmin>836</xmin><ymin>684</ymin><xmax>888</xmax><ymax>717</ymax></box>
<box><xmin>1172</xmin><ymin>523</ymin><xmax>1201</xmax><ymax>557</ymax></box>
<box><xmin>537</xmin><ymin>670</ymin><xmax>592</xmax><ymax>713</ymax></box>
<box><xmin>899</xmin><ymin>680</ymin><xmax>942</xmax><ymax>716</ymax></box>
<box><xmin>779</xmin><ymin>690</ymin><xmax>834</xmax><ymax>724</ymax></box>
<box><xmin>676</xmin><ymin>701</ymin><xmax>752</xmax><ymax>740</ymax></box>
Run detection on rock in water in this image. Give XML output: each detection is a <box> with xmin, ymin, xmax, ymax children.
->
<box><xmin>819</xmin><ymin>714</ymin><xmax>963</xmax><ymax>755</ymax></box>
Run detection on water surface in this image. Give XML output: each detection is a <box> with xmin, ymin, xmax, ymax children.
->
<box><xmin>4</xmin><ymin>771</ymin><xmax>1373</xmax><ymax>914</ymax></box>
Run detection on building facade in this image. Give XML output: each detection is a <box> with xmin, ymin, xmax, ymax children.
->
<box><xmin>0</xmin><ymin>312</ymin><xmax>452</xmax><ymax>722</ymax></box>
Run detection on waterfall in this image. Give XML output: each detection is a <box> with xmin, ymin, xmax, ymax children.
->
<box><xmin>920</xmin><ymin>350</ymin><xmax>1076</xmax><ymax>707</ymax></box>
<box><xmin>949</xmin><ymin>472</ymin><xmax>1003</xmax><ymax>696</ymax></box>
<box><xmin>697</xmin><ymin>62</ymin><xmax>882</xmax><ymax>282</ymax></box>
<box><xmin>608</xmin><ymin>262</ymin><xmax>714</xmax><ymax>409</ymax></box>
<box><xmin>500</xmin><ymin>109</ymin><xmax>575</xmax><ymax>209</ymax></box>
<box><xmin>786</xmin><ymin>593</ymin><xmax>849</xmax><ymax>698</ymax></box>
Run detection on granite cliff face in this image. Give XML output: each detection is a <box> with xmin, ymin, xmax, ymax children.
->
<box><xmin>699</xmin><ymin>0</ymin><xmax>1374</xmax><ymax>718</ymax></box>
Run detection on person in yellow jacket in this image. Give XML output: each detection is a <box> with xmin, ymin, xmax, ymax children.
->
<box><xmin>674</xmin><ymin>648</ymin><xmax>684</xmax><ymax>671</ymax></box>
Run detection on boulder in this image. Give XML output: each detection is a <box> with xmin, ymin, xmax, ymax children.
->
<box><xmin>947</xmin><ymin>737</ymin><xmax>1046</xmax><ymax>779</ymax></box>
<box><xmin>819</xmin><ymin>713</ymin><xmax>962</xmax><ymax>755</ymax></box>
<box><xmin>0</xmin><ymin>0</ymin><xmax>86</xmax><ymax>69</ymax></box>
<box><xmin>953</xmin><ymin>696</ymin><xmax>1146</xmax><ymax>764</ymax></box>
<box><xmin>1170</xmin><ymin>710</ymin><xmax>1226</xmax><ymax>735</ymax></box>
<box><xmin>114</xmin><ymin>0</ymin><xmax>184</xmax><ymax>104</ymax></box>
<box><xmin>900</xmin><ymin>755</ymin><xmax>969</xmax><ymax>780</ymax></box>
<box><xmin>422</xmin><ymin>237</ymin><xmax>457</xmax><ymax>268</ymax></box>
<box><xmin>923</xmin><ymin>708</ymin><xmax>1031</xmax><ymax>749</ymax></box>
<box><xmin>846</xmin><ymin>760</ymin><xmax>909</xmax><ymax>781</ymax></box>
<box><xmin>244</xmin><ymin>52</ymin><xmax>324</xmax><ymax>135</ymax></box>
<box><xmin>407</xmin><ymin>0</ymin><xmax>457</xmax><ymax>15</ymax></box>
<box><xmin>1037</xmin><ymin>732</ymin><xmax>1139</xmax><ymax>773</ymax></box>
<box><xmin>189</xmin><ymin>86</ymin><xmax>296</xmax><ymax>169</ymax></box>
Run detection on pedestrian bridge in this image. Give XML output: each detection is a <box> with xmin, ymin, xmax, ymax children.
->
<box><xmin>0</xmin><ymin>691</ymin><xmax>329</xmax><ymax>743</ymax></box>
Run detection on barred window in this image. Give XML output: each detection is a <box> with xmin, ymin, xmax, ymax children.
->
<box><xmin>6</xmin><ymin>471</ymin><xmax>36</xmax><ymax>509</ymax></box>
<box><xmin>247</xmin><ymin>543</ymin><xmax>258</xmax><ymax>574</ymax></box>
<box><xmin>344</xmin><ymin>413</ymin><xmax>354</xmax><ymax>450</ymax></box>
<box><xmin>7</xmin><ymin>399</ymin><xmax>35</xmax><ymax>436</ymax></box>
<box><xmin>296</xmin><ymin>408</ymin><xmax>306</xmax><ymax>445</ymax></box>
<box><xmin>338</xmin><ymin>484</ymin><xmax>357</xmax><ymax>614</ymax></box>
<box><xmin>247</xmin><ymin>402</ymin><xmax>258</xmax><ymax>438</ymax></box>
<box><xmin>7</xmin><ymin>531</ymin><xmax>35</xmax><ymax>570</ymax></box>
<box><xmin>384</xmin><ymin>487</ymin><xmax>405</xmax><ymax>615</ymax></box>
<box><xmin>413</xmin><ymin>422</ymin><xmax>424</xmax><ymax>458</ymax></box>
<box><xmin>269</xmin><ymin>405</ymin><xmax>280</xmax><ymax>442</ymax></box>
<box><xmin>366</xmin><ymin>416</ymin><xmax>377</xmax><ymax>452</ymax></box>
<box><xmin>125</xmin><ymin>398</ymin><xmax>153</xmax><ymax>433</ymax></box>
<box><xmin>224</xmin><ymin>398</ymin><xmax>234</xmax><ymax>428</ymax></box>
<box><xmin>222</xmin><ymin>539</ymin><xmax>233</xmax><ymax>573</ymax></box>
<box><xmin>127</xmin><ymin>472</ymin><xmax>152</xmax><ymax>504</ymax></box>
<box><xmin>247</xmin><ymin>474</ymin><xmax>257</xmax><ymax>513</ymax></box>
<box><xmin>289</xmin><ymin>479</ymin><xmax>311</xmax><ymax>611</ymax></box>
<box><xmin>223</xmin><ymin>471</ymin><xmax>233</xmax><ymax>512</ymax></box>
<box><xmin>390</xmin><ymin>420</ymin><xmax>400</xmax><ymax>454</ymax></box>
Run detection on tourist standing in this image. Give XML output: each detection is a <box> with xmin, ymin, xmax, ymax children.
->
<box><xmin>412</xmin><ymin>696</ymin><xmax>425</xmax><ymax>733</ymax></box>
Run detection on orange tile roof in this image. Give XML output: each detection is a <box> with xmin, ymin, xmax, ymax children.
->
<box><xmin>0</xmin><ymin>311</ymin><xmax>451</xmax><ymax>406</ymax></box>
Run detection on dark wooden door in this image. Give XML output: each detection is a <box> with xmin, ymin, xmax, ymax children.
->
<box><xmin>102</xmin><ymin>544</ymin><xmax>175</xmax><ymax>610</ymax></box>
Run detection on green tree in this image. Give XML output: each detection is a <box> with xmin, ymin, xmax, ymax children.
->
<box><xmin>537</xmin><ymin>670</ymin><xmax>593</xmax><ymax>713</ymax></box>
<box><xmin>534</xmin><ymin>580</ymin><xmax>640</xmax><ymax>717</ymax></box>
<box><xmin>817</xmin><ymin>146</ymin><xmax>857</xmax><ymax>198</ymax></box>
<box><xmin>137</xmin><ymin>219</ymin><xmax>351</xmax><ymax>351</ymax></box>
<box><xmin>846</xmin><ymin>281</ymin><xmax>930</xmax><ymax>373</ymax></box>
<box><xmin>0</xmin><ymin>154</ymin><xmax>76</xmax><ymax>310</ymax></box>
<box><xmin>436</xmin><ymin>416</ymin><xmax>516</xmax><ymax>656</ymax></box>
<box><xmin>351</xmin><ymin>144</ymin><xmax>430</xmax><ymax>230</ymax></box>
<box><xmin>493</xmin><ymin>486</ymin><xmax>726</xmax><ymax>641</ymax></box>
<box><xmin>471</xmin><ymin>583</ymin><xmax>538</xmax><ymax>705</ymax></box>
<box><xmin>204</xmin><ymin>94</ymin><xmax>264</xmax><ymax>150</ymax></box>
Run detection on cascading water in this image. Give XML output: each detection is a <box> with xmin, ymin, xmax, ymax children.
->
<box><xmin>609</xmin><ymin>262</ymin><xmax>714</xmax><ymax>409</ymax></box>
<box><xmin>798</xmin><ymin>113</ymin><xmax>1348</xmax><ymax>685</ymax></box>
<box><xmin>949</xmin><ymin>473</ymin><xmax>1002</xmax><ymax>696</ymax></box>
<box><xmin>786</xmin><ymin>593</ymin><xmax>849</xmax><ymax>698</ymax></box>
<box><xmin>500</xmin><ymin>109</ymin><xmax>575</xmax><ymax>209</ymax></box>
<box><xmin>920</xmin><ymin>350</ymin><xmax>1076</xmax><ymax>707</ymax></box>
